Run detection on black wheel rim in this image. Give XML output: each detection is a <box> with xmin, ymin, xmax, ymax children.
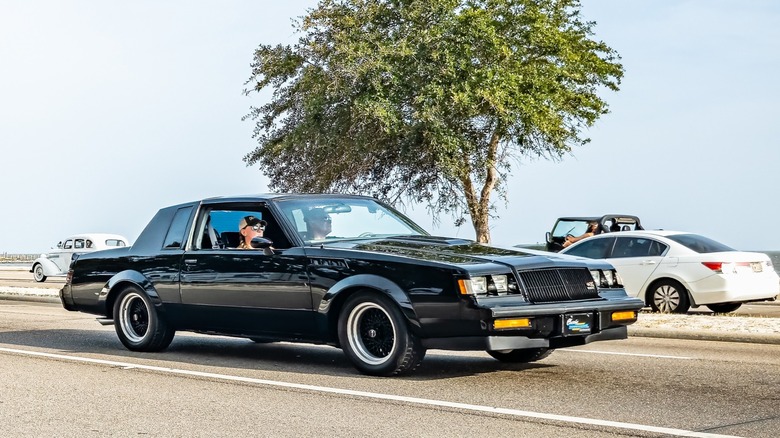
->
<box><xmin>347</xmin><ymin>302</ymin><xmax>397</xmax><ymax>365</ymax></box>
<box><xmin>119</xmin><ymin>292</ymin><xmax>150</xmax><ymax>342</ymax></box>
<box><xmin>360</xmin><ymin>308</ymin><xmax>394</xmax><ymax>358</ymax></box>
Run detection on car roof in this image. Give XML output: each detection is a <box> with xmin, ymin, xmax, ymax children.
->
<box><xmin>589</xmin><ymin>230</ymin><xmax>688</xmax><ymax>238</ymax></box>
<box><xmin>555</xmin><ymin>214</ymin><xmax>640</xmax><ymax>222</ymax></box>
<box><xmin>199</xmin><ymin>193</ymin><xmax>375</xmax><ymax>204</ymax></box>
<box><xmin>63</xmin><ymin>233</ymin><xmax>128</xmax><ymax>240</ymax></box>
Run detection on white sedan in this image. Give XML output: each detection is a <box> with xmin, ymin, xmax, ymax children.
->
<box><xmin>30</xmin><ymin>233</ymin><xmax>129</xmax><ymax>282</ymax></box>
<box><xmin>560</xmin><ymin>230</ymin><xmax>779</xmax><ymax>313</ymax></box>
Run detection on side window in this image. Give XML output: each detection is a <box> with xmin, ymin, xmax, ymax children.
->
<box><xmin>648</xmin><ymin>240</ymin><xmax>668</xmax><ymax>257</ymax></box>
<box><xmin>612</xmin><ymin>237</ymin><xmax>666</xmax><ymax>258</ymax></box>
<box><xmin>74</xmin><ymin>239</ymin><xmax>85</xmax><ymax>249</ymax></box>
<box><xmin>86</xmin><ymin>240</ymin><xmax>93</xmax><ymax>248</ymax></box>
<box><xmin>63</xmin><ymin>240</ymin><xmax>73</xmax><ymax>250</ymax></box>
<box><xmin>565</xmin><ymin>237</ymin><xmax>614</xmax><ymax>259</ymax></box>
<box><xmin>193</xmin><ymin>203</ymin><xmax>292</xmax><ymax>251</ymax></box>
<box><xmin>163</xmin><ymin>206</ymin><xmax>194</xmax><ymax>249</ymax></box>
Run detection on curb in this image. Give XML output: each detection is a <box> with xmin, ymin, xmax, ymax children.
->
<box><xmin>628</xmin><ymin>327</ymin><xmax>780</xmax><ymax>345</ymax></box>
<box><xmin>0</xmin><ymin>292</ymin><xmax>60</xmax><ymax>304</ymax></box>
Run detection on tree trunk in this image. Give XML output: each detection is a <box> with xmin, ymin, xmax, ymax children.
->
<box><xmin>461</xmin><ymin>133</ymin><xmax>500</xmax><ymax>244</ymax></box>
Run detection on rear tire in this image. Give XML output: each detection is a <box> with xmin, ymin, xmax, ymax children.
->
<box><xmin>113</xmin><ymin>286</ymin><xmax>175</xmax><ymax>352</ymax></box>
<box><xmin>338</xmin><ymin>291</ymin><xmax>425</xmax><ymax>376</ymax></box>
<box><xmin>487</xmin><ymin>348</ymin><xmax>554</xmax><ymax>363</ymax></box>
<box><xmin>706</xmin><ymin>303</ymin><xmax>743</xmax><ymax>313</ymax></box>
<box><xmin>33</xmin><ymin>264</ymin><xmax>47</xmax><ymax>282</ymax></box>
<box><xmin>648</xmin><ymin>279</ymin><xmax>690</xmax><ymax>313</ymax></box>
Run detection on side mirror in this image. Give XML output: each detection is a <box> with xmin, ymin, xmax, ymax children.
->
<box><xmin>250</xmin><ymin>237</ymin><xmax>273</xmax><ymax>249</ymax></box>
<box><xmin>57</xmin><ymin>241</ymin><xmax>63</xmax><ymax>249</ymax></box>
<box><xmin>545</xmin><ymin>232</ymin><xmax>552</xmax><ymax>243</ymax></box>
<box><xmin>250</xmin><ymin>236</ymin><xmax>274</xmax><ymax>256</ymax></box>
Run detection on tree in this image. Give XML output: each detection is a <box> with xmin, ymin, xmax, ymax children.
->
<box><xmin>245</xmin><ymin>0</ymin><xmax>622</xmax><ymax>243</ymax></box>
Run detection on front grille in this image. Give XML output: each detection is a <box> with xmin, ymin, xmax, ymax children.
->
<box><xmin>518</xmin><ymin>268</ymin><xmax>599</xmax><ymax>303</ymax></box>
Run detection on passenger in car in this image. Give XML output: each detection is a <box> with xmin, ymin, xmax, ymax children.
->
<box><xmin>303</xmin><ymin>208</ymin><xmax>332</xmax><ymax>240</ymax></box>
<box><xmin>563</xmin><ymin>221</ymin><xmax>599</xmax><ymax>248</ymax></box>
<box><xmin>237</xmin><ymin>216</ymin><xmax>268</xmax><ymax>249</ymax></box>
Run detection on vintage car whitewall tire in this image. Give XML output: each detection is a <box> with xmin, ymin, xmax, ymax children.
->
<box><xmin>338</xmin><ymin>291</ymin><xmax>425</xmax><ymax>376</ymax></box>
<box><xmin>487</xmin><ymin>348</ymin><xmax>554</xmax><ymax>363</ymax></box>
<box><xmin>32</xmin><ymin>264</ymin><xmax>47</xmax><ymax>282</ymax></box>
<box><xmin>113</xmin><ymin>286</ymin><xmax>175</xmax><ymax>352</ymax></box>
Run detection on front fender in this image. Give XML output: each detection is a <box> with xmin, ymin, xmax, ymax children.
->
<box><xmin>318</xmin><ymin>274</ymin><xmax>421</xmax><ymax>331</ymax></box>
<box><xmin>31</xmin><ymin>258</ymin><xmax>62</xmax><ymax>277</ymax></box>
<box><xmin>98</xmin><ymin>270</ymin><xmax>165</xmax><ymax>315</ymax></box>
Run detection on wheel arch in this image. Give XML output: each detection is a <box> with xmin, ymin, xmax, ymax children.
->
<box><xmin>32</xmin><ymin>258</ymin><xmax>61</xmax><ymax>277</ymax></box>
<box><xmin>101</xmin><ymin>270</ymin><xmax>164</xmax><ymax>319</ymax></box>
<box><xmin>318</xmin><ymin>274</ymin><xmax>421</xmax><ymax>343</ymax></box>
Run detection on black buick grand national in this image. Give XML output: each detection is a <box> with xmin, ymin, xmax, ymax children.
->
<box><xmin>60</xmin><ymin>194</ymin><xmax>643</xmax><ymax>376</ymax></box>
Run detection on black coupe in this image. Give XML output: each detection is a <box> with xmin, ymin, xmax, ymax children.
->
<box><xmin>60</xmin><ymin>194</ymin><xmax>643</xmax><ymax>376</ymax></box>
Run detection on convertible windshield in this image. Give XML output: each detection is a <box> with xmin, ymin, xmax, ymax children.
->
<box><xmin>275</xmin><ymin>197</ymin><xmax>428</xmax><ymax>244</ymax></box>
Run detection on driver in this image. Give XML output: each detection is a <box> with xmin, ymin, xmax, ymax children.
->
<box><xmin>563</xmin><ymin>221</ymin><xmax>599</xmax><ymax>248</ymax></box>
<box><xmin>238</xmin><ymin>216</ymin><xmax>268</xmax><ymax>249</ymax></box>
<box><xmin>303</xmin><ymin>208</ymin><xmax>332</xmax><ymax>240</ymax></box>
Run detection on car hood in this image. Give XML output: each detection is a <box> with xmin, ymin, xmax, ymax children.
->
<box><xmin>319</xmin><ymin>235</ymin><xmax>600</xmax><ymax>272</ymax></box>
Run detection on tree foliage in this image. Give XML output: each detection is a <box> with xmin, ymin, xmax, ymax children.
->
<box><xmin>245</xmin><ymin>0</ymin><xmax>622</xmax><ymax>242</ymax></box>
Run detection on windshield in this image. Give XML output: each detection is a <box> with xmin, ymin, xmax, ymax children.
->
<box><xmin>275</xmin><ymin>197</ymin><xmax>428</xmax><ymax>244</ymax></box>
<box><xmin>666</xmin><ymin>234</ymin><xmax>735</xmax><ymax>253</ymax></box>
<box><xmin>552</xmin><ymin>220</ymin><xmax>591</xmax><ymax>238</ymax></box>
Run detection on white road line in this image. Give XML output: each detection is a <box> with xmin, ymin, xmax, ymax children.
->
<box><xmin>0</xmin><ymin>346</ymin><xmax>737</xmax><ymax>438</ymax></box>
<box><xmin>564</xmin><ymin>349</ymin><xmax>694</xmax><ymax>360</ymax></box>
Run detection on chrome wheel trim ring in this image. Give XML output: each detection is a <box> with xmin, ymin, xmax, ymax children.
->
<box><xmin>119</xmin><ymin>292</ymin><xmax>149</xmax><ymax>343</ymax></box>
<box><xmin>346</xmin><ymin>302</ymin><xmax>396</xmax><ymax>366</ymax></box>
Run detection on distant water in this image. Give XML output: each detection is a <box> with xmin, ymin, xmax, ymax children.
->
<box><xmin>764</xmin><ymin>251</ymin><xmax>780</xmax><ymax>273</ymax></box>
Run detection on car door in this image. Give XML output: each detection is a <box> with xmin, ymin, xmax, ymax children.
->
<box><xmin>50</xmin><ymin>238</ymin><xmax>74</xmax><ymax>273</ymax></box>
<box><xmin>178</xmin><ymin>203</ymin><xmax>314</xmax><ymax>338</ymax></box>
<box><xmin>605</xmin><ymin>237</ymin><xmax>668</xmax><ymax>298</ymax></box>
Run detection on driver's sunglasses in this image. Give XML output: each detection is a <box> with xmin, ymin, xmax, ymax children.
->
<box><xmin>245</xmin><ymin>224</ymin><xmax>265</xmax><ymax>231</ymax></box>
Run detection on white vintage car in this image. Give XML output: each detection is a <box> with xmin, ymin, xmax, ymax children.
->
<box><xmin>30</xmin><ymin>233</ymin><xmax>129</xmax><ymax>282</ymax></box>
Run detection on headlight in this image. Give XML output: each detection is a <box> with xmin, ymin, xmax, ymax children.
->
<box><xmin>459</xmin><ymin>274</ymin><xmax>518</xmax><ymax>297</ymax></box>
<box><xmin>471</xmin><ymin>277</ymin><xmax>487</xmax><ymax>294</ymax></box>
<box><xmin>590</xmin><ymin>269</ymin><xmax>623</xmax><ymax>288</ymax></box>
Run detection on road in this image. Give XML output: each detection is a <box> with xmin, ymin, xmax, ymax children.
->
<box><xmin>1</xmin><ymin>300</ymin><xmax>779</xmax><ymax>437</ymax></box>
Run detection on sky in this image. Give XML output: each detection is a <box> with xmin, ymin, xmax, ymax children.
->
<box><xmin>1</xmin><ymin>0</ymin><xmax>778</xmax><ymax>254</ymax></box>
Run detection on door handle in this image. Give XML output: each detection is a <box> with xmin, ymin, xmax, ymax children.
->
<box><xmin>641</xmin><ymin>260</ymin><xmax>656</xmax><ymax>265</ymax></box>
<box><xmin>184</xmin><ymin>259</ymin><xmax>197</xmax><ymax>264</ymax></box>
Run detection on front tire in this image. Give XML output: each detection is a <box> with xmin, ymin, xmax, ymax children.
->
<box><xmin>32</xmin><ymin>264</ymin><xmax>46</xmax><ymax>282</ymax></box>
<box><xmin>338</xmin><ymin>292</ymin><xmax>426</xmax><ymax>376</ymax></box>
<box><xmin>648</xmin><ymin>279</ymin><xmax>690</xmax><ymax>313</ymax></box>
<box><xmin>113</xmin><ymin>286</ymin><xmax>175</xmax><ymax>352</ymax></box>
<box><xmin>707</xmin><ymin>303</ymin><xmax>743</xmax><ymax>313</ymax></box>
<box><xmin>488</xmin><ymin>348</ymin><xmax>554</xmax><ymax>363</ymax></box>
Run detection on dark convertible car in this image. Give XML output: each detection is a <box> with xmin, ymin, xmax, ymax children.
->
<box><xmin>60</xmin><ymin>194</ymin><xmax>644</xmax><ymax>376</ymax></box>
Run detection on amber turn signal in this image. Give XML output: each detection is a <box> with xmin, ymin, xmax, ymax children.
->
<box><xmin>493</xmin><ymin>318</ymin><xmax>532</xmax><ymax>330</ymax></box>
<box><xmin>611</xmin><ymin>311</ymin><xmax>637</xmax><ymax>321</ymax></box>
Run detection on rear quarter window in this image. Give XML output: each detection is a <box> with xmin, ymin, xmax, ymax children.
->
<box><xmin>666</xmin><ymin>234</ymin><xmax>733</xmax><ymax>253</ymax></box>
